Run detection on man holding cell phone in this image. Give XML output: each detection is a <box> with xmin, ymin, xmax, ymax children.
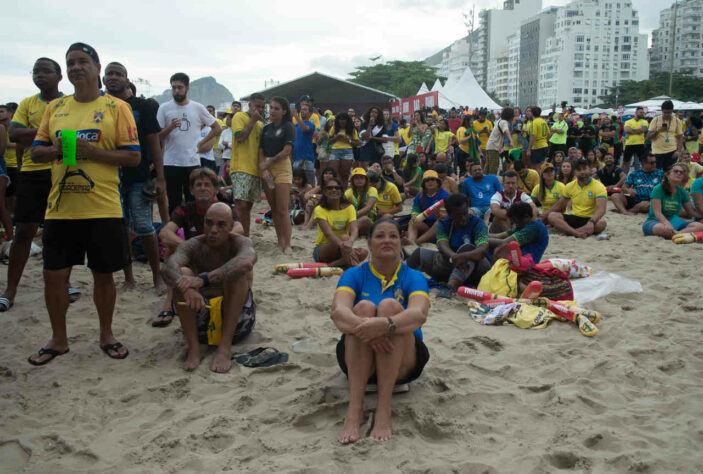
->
<box><xmin>28</xmin><ymin>43</ymin><xmax>140</xmax><ymax>365</ymax></box>
<box><xmin>646</xmin><ymin>100</ymin><xmax>684</xmax><ymax>170</ymax></box>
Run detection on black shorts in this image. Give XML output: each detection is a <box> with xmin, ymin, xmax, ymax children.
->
<box><xmin>336</xmin><ymin>333</ymin><xmax>430</xmax><ymax>385</ymax></box>
<box><xmin>42</xmin><ymin>218</ymin><xmax>129</xmax><ymax>272</ymax></box>
<box><xmin>530</xmin><ymin>147</ymin><xmax>548</xmax><ymax>164</ymax></box>
<box><xmin>564</xmin><ymin>214</ymin><xmax>591</xmax><ymax>229</ymax></box>
<box><xmin>625</xmin><ymin>195</ymin><xmax>644</xmax><ymax>209</ymax></box>
<box><xmin>623</xmin><ymin>144</ymin><xmax>645</xmax><ymax>163</ymax></box>
<box><xmin>14</xmin><ymin>169</ymin><xmax>51</xmax><ymax>223</ymax></box>
<box><xmin>6</xmin><ymin>167</ymin><xmax>18</xmax><ymax>197</ymax></box>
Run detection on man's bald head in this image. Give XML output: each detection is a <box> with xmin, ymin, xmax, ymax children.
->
<box><xmin>436</xmin><ymin>152</ymin><xmax>448</xmax><ymax>163</ymax></box>
<box><xmin>204</xmin><ymin>203</ymin><xmax>234</xmax><ymax>247</ymax></box>
<box><xmin>207</xmin><ymin>202</ymin><xmax>234</xmax><ymax>223</ymax></box>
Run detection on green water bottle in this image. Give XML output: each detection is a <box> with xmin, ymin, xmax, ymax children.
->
<box><xmin>61</xmin><ymin>130</ymin><xmax>77</xmax><ymax>166</ymax></box>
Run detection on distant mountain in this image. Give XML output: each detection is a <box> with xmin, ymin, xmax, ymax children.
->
<box><xmin>151</xmin><ymin>76</ymin><xmax>234</xmax><ymax>107</ymax></box>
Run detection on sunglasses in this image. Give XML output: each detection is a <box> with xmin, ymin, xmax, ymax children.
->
<box><xmin>670</xmin><ymin>169</ymin><xmax>686</xmax><ymax>174</ymax></box>
<box><xmin>325</xmin><ymin>185</ymin><xmax>343</xmax><ymax>191</ymax></box>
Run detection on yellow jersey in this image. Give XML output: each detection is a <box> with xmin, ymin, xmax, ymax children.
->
<box><xmin>230</xmin><ymin>111</ymin><xmax>263</xmax><ymax>177</ymax></box>
<box><xmin>624</xmin><ymin>118</ymin><xmax>648</xmax><ymax>146</ymax></box>
<box><xmin>518</xmin><ymin>168</ymin><xmax>540</xmax><ymax>194</ymax></box>
<box><xmin>457</xmin><ymin>126</ymin><xmax>472</xmax><ymax>154</ymax></box>
<box><xmin>531</xmin><ymin>181</ymin><xmax>566</xmax><ymax>210</ymax></box>
<box><xmin>4</xmin><ymin>130</ymin><xmax>17</xmax><ymax>168</ymax></box>
<box><xmin>375</xmin><ymin>181</ymin><xmax>402</xmax><ymax>211</ymax></box>
<box><xmin>34</xmin><ymin>93</ymin><xmax>140</xmax><ymax>220</ymax></box>
<box><xmin>329</xmin><ymin>127</ymin><xmax>358</xmax><ymax>150</ymax></box>
<box><xmin>399</xmin><ymin>126</ymin><xmax>411</xmax><ymax>150</ymax></box>
<box><xmin>473</xmin><ymin>120</ymin><xmax>493</xmax><ymax>150</ymax></box>
<box><xmin>313</xmin><ymin>204</ymin><xmax>357</xmax><ymax>246</ymax></box>
<box><xmin>528</xmin><ymin>118</ymin><xmax>549</xmax><ymax>150</ymax></box>
<box><xmin>433</xmin><ymin>130</ymin><xmax>455</xmax><ymax>153</ymax></box>
<box><xmin>12</xmin><ymin>93</ymin><xmax>64</xmax><ymax>172</ymax></box>
<box><xmin>562</xmin><ymin>178</ymin><xmax>607</xmax><ymax>218</ymax></box>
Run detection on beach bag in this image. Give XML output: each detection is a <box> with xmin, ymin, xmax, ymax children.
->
<box><xmin>477</xmin><ymin>259</ymin><xmax>518</xmax><ymax>298</ymax></box>
<box><xmin>197</xmin><ymin>290</ymin><xmax>256</xmax><ymax>345</ymax></box>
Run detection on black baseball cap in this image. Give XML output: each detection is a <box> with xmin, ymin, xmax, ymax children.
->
<box><xmin>66</xmin><ymin>42</ymin><xmax>102</xmax><ymax>88</ymax></box>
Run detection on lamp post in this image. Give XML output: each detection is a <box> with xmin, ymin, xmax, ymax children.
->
<box><xmin>668</xmin><ymin>0</ymin><xmax>679</xmax><ymax>95</ymax></box>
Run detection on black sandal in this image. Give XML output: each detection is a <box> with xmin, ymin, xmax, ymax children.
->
<box><xmin>152</xmin><ymin>310</ymin><xmax>175</xmax><ymax>327</ymax></box>
<box><xmin>28</xmin><ymin>347</ymin><xmax>70</xmax><ymax>366</ymax></box>
<box><xmin>100</xmin><ymin>342</ymin><xmax>129</xmax><ymax>360</ymax></box>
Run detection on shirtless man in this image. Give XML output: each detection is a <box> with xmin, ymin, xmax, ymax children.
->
<box><xmin>434</xmin><ymin>163</ymin><xmax>458</xmax><ymax>194</ymax></box>
<box><xmin>162</xmin><ymin>203</ymin><xmax>257</xmax><ymax>373</ymax></box>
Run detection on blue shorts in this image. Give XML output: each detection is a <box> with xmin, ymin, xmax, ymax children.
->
<box><xmin>121</xmin><ymin>182</ymin><xmax>155</xmax><ymax>236</ymax></box>
<box><xmin>642</xmin><ymin>216</ymin><xmax>691</xmax><ymax>236</ymax></box>
<box><xmin>312</xmin><ymin>244</ymin><xmax>322</xmax><ymax>262</ymax></box>
<box><xmin>470</xmin><ymin>205</ymin><xmax>490</xmax><ymax>219</ymax></box>
<box><xmin>0</xmin><ymin>156</ymin><xmax>9</xmax><ymax>185</ymax></box>
<box><xmin>292</xmin><ymin>159</ymin><xmax>315</xmax><ymax>171</ymax></box>
<box><xmin>330</xmin><ymin>149</ymin><xmax>354</xmax><ymax>161</ymax></box>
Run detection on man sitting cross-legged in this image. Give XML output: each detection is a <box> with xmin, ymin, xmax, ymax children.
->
<box><xmin>162</xmin><ymin>203</ymin><xmax>257</xmax><ymax>373</ymax></box>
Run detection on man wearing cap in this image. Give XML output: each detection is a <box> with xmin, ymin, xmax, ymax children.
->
<box><xmin>157</xmin><ymin>72</ymin><xmax>221</xmax><ymax>214</ymax></box>
<box><xmin>292</xmin><ymin>103</ymin><xmax>316</xmax><ymax>186</ymax></box>
<box><xmin>646</xmin><ymin>100</ymin><xmax>684</xmax><ymax>170</ymax></box>
<box><xmin>1</xmin><ymin>58</ymin><xmax>67</xmax><ymax>313</ymax></box>
<box><xmin>28</xmin><ymin>43</ymin><xmax>140</xmax><ymax>364</ymax></box>
<box><xmin>489</xmin><ymin>170</ymin><xmax>536</xmax><ymax>232</ymax></box>
<box><xmin>547</xmin><ymin>158</ymin><xmax>608</xmax><ymax>238</ymax></box>
<box><xmin>104</xmin><ymin>62</ymin><xmax>166</xmax><ymax>294</ymax></box>
<box><xmin>408</xmin><ymin>170</ymin><xmax>449</xmax><ymax>245</ymax></box>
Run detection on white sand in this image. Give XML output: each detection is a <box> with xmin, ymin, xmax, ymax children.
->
<box><xmin>1</xmin><ymin>201</ymin><xmax>702</xmax><ymax>473</ymax></box>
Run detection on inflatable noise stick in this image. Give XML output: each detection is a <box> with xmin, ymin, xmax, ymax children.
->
<box><xmin>508</xmin><ymin>241</ymin><xmax>522</xmax><ymax>268</ymax></box>
<box><xmin>177</xmin><ymin>301</ymin><xmax>212</xmax><ymax>309</ymax></box>
<box><xmin>543</xmin><ymin>300</ymin><xmax>598</xmax><ymax>337</ymax></box>
<box><xmin>672</xmin><ymin>231</ymin><xmax>703</xmax><ymax>244</ymax></box>
<box><xmin>287</xmin><ymin>267</ymin><xmax>343</xmax><ymax>278</ymax></box>
<box><xmin>275</xmin><ymin>262</ymin><xmax>329</xmax><ymax>273</ymax></box>
<box><xmin>456</xmin><ymin>287</ymin><xmax>500</xmax><ymax>302</ymax></box>
<box><xmin>520</xmin><ymin>281</ymin><xmax>543</xmax><ymax>300</ymax></box>
<box><xmin>61</xmin><ymin>130</ymin><xmax>77</xmax><ymax>166</ymax></box>
<box><xmin>606</xmin><ymin>186</ymin><xmax>622</xmax><ymax>194</ymax></box>
<box><xmin>411</xmin><ymin>199</ymin><xmax>444</xmax><ymax>226</ymax></box>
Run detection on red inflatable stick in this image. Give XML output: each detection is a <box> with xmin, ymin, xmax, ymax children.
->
<box><xmin>606</xmin><ymin>186</ymin><xmax>622</xmax><ymax>194</ymax></box>
<box><xmin>275</xmin><ymin>262</ymin><xmax>329</xmax><ymax>273</ymax></box>
<box><xmin>520</xmin><ymin>281</ymin><xmax>543</xmax><ymax>300</ymax></box>
<box><xmin>457</xmin><ymin>287</ymin><xmax>499</xmax><ymax>301</ymax></box>
<box><xmin>287</xmin><ymin>267</ymin><xmax>343</xmax><ymax>278</ymax></box>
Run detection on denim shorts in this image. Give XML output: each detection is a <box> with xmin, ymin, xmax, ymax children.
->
<box><xmin>293</xmin><ymin>159</ymin><xmax>315</xmax><ymax>171</ymax></box>
<box><xmin>121</xmin><ymin>181</ymin><xmax>155</xmax><ymax>236</ymax></box>
<box><xmin>642</xmin><ymin>216</ymin><xmax>691</xmax><ymax>236</ymax></box>
<box><xmin>0</xmin><ymin>156</ymin><xmax>9</xmax><ymax>185</ymax></box>
<box><xmin>470</xmin><ymin>205</ymin><xmax>490</xmax><ymax>219</ymax></box>
<box><xmin>330</xmin><ymin>149</ymin><xmax>354</xmax><ymax>161</ymax></box>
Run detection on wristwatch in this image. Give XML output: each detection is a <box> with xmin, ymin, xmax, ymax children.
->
<box><xmin>198</xmin><ymin>272</ymin><xmax>210</xmax><ymax>288</ymax></box>
<box><xmin>387</xmin><ymin>317</ymin><xmax>396</xmax><ymax>334</ymax></box>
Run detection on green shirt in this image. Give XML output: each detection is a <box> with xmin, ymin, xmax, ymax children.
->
<box><xmin>648</xmin><ymin>183</ymin><xmax>689</xmax><ymax>219</ymax></box>
<box><xmin>549</xmin><ymin>120</ymin><xmax>568</xmax><ymax>145</ymax></box>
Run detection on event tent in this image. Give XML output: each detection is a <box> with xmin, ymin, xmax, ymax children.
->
<box><xmin>626</xmin><ymin>95</ymin><xmax>685</xmax><ymax>109</ymax></box>
<box><xmin>416</xmin><ymin>82</ymin><xmax>430</xmax><ymax>95</ymax></box>
<box><xmin>438</xmin><ymin>66</ymin><xmax>501</xmax><ymax>110</ymax></box>
<box><xmin>430</xmin><ymin>78</ymin><xmax>443</xmax><ymax>92</ymax></box>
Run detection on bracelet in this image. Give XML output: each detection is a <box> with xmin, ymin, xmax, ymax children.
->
<box><xmin>198</xmin><ymin>272</ymin><xmax>210</xmax><ymax>288</ymax></box>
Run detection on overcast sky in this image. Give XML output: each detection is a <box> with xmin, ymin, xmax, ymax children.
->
<box><xmin>0</xmin><ymin>0</ymin><xmax>671</xmax><ymax>104</ymax></box>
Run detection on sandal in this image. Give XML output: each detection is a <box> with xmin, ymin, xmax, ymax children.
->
<box><xmin>152</xmin><ymin>310</ymin><xmax>175</xmax><ymax>327</ymax></box>
<box><xmin>0</xmin><ymin>296</ymin><xmax>13</xmax><ymax>312</ymax></box>
<box><xmin>68</xmin><ymin>287</ymin><xmax>81</xmax><ymax>303</ymax></box>
<box><xmin>233</xmin><ymin>347</ymin><xmax>288</xmax><ymax>368</ymax></box>
<box><xmin>100</xmin><ymin>342</ymin><xmax>129</xmax><ymax>360</ymax></box>
<box><xmin>28</xmin><ymin>347</ymin><xmax>70</xmax><ymax>366</ymax></box>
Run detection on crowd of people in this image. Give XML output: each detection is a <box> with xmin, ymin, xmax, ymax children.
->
<box><xmin>1</xmin><ymin>44</ymin><xmax>703</xmax><ymax>444</ymax></box>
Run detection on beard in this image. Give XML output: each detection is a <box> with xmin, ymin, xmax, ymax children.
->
<box><xmin>173</xmin><ymin>93</ymin><xmax>187</xmax><ymax>103</ymax></box>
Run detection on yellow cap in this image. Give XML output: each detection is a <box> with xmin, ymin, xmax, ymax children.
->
<box><xmin>324</xmin><ymin>109</ymin><xmax>333</xmax><ymax>116</ymax></box>
<box><xmin>225</xmin><ymin>108</ymin><xmax>233</xmax><ymax>114</ymax></box>
<box><xmin>540</xmin><ymin>162</ymin><xmax>555</xmax><ymax>173</ymax></box>
<box><xmin>351</xmin><ymin>167</ymin><xmax>367</xmax><ymax>177</ymax></box>
<box><xmin>422</xmin><ymin>170</ymin><xmax>439</xmax><ymax>181</ymax></box>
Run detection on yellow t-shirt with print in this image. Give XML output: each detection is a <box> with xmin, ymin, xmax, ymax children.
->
<box><xmin>518</xmin><ymin>168</ymin><xmax>540</xmax><ymax>194</ymax></box>
<box><xmin>230</xmin><ymin>111</ymin><xmax>263</xmax><ymax>177</ymax></box>
<box><xmin>4</xmin><ymin>131</ymin><xmax>17</xmax><ymax>168</ymax></box>
<box><xmin>531</xmin><ymin>181</ymin><xmax>566</xmax><ymax>210</ymax></box>
<box><xmin>648</xmin><ymin>116</ymin><xmax>683</xmax><ymax>154</ymax></box>
<box><xmin>562</xmin><ymin>178</ymin><xmax>607</xmax><ymax>218</ymax></box>
<box><xmin>399</xmin><ymin>126</ymin><xmax>411</xmax><ymax>150</ymax></box>
<box><xmin>624</xmin><ymin>118</ymin><xmax>648</xmax><ymax>146</ymax></box>
<box><xmin>473</xmin><ymin>120</ymin><xmax>493</xmax><ymax>150</ymax></box>
<box><xmin>313</xmin><ymin>204</ymin><xmax>357</xmax><ymax>246</ymax></box>
<box><xmin>34</xmin><ymin>93</ymin><xmax>140</xmax><ymax>220</ymax></box>
<box><xmin>375</xmin><ymin>181</ymin><xmax>402</xmax><ymax>211</ymax></box>
<box><xmin>12</xmin><ymin>93</ymin><xmax>64</xmax><ymax>172</ymax></box>
<box><xmin>329</xmin><ymin>127</ymin><xmax>358</xmax><ymax>150</ymax></box>
<box><xmin>433</xmin><ymin>130</ymin><xmax>455</xmax><ymax>153</ymax></box>
<box><xmin>528</xmin><ymin>118</ymin><xmax>549</xmax><ymax>150</ymax></box>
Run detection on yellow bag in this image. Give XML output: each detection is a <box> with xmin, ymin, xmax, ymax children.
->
<box><xmin>507</xmin><ymin>304</ymin><xmax>556</xmax><ymax>329</ymax></box>
<box><xmin>477</xmin><ymin>259</ymin><xmax>518</xmax><ymax>298</ymax></box>
<box><xmin>206</xmin><ymin>296</ymin><xmax>224</xmax><ymax>345</ymax></box>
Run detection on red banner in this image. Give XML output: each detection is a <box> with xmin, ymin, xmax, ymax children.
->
<box><xmin>392</xmin><ymin>91</ymin><xmax>439</xmax><ymax>119</ymax></box>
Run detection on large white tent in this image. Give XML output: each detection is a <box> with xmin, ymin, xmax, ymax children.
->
<box><xmin>626</xmin><ymin>95</ymin><xmax>685</xmax><ymax>109</ymax></box>
<box><xmin>438</xmin><ymin>66</ymin><xmax>501</xmax><ymax>110</ymax></box>
<box><xmin>416</xmin><ymin>82</ymin><xmax>429</xmax><ymax>95</ymax></box>
<box><xmin>430</xmin><ymin>78</ymin><xmax>443</xmax><ymax>92</ymax></box>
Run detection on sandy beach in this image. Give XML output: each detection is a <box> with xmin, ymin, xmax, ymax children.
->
<box><xmin>1</xmin><ymin>200</ymin><xmax>702</xmax><ymax>473</ymax></box>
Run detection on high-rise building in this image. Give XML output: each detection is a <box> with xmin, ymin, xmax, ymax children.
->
<box><xmin>650</xmin><ymin>0</ymin><xmax>703</xmax><ymax>78</ymax></box>
<box><xmin>518</xmin><ymin>8</ymin><xmax>558</xmax><ymax>108</ymax></box>
<box><xmin>538</xmin><ymin>0</ymin><xmax>648</xmax><ymax>108</ymax></box>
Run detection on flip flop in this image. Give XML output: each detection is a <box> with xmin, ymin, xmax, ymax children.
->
<box><xmin>100</xmin><ymin>342</ymin><xmax>129</xmax><ymax>360</ymax></box>
<box><xmin>233</xmin><ymin>347</ymin><xmax>288</xmax><ymax>368</ymax></box>
<box><xmin>68</xmin><ymin>287</ymin><xmax>81</xmax><ymax>303</ymax></box>
<box><xmin>0</xmin><ymin>296</ymin><xmax>13</xmax><ymax>312</ymax></box>
<box><xmin>28</xmin><ymin>347</ymin><xmax>70</xmax><ymax>366</ymax></box>
<box><xmin>436</xmin><ymin>287</ymin><xmax>456</xmax><ymax>299</ymax></box>
<box><xmin>152</xmin><ymin>310</ymin><xmax>175</xmax><ymax>327</ymax></box>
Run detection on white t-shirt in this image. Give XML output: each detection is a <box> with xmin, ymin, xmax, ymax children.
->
<box><xmin>198</xmin><ymin>125</ymin><xmax>215</xmax><ymax>161</ymax></box>
<box><xmin>490</xmin><ymin>189</ymin><xmax>533</xmax><ymax>208</ymax></box>
<box><xmin>219</xmin><ymin>128</ymin><xmax>232</xmax><ymax>160</ymax></box>
<box><xmin>486</xmin><ymin>119</ymin><xmax>510</xmax><ymax>151</ymax></box>
<box><xmin>157</xmin><ymin>100</ymin><xmax>216</xmax><ymax>167</ymax></box>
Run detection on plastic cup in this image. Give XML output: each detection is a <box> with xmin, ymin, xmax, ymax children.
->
<box><xmin>61</xmin><ymin>130</ymin><xmax>77</xmax><ymax>166</ymax></box>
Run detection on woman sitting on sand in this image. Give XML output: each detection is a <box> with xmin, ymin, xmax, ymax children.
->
<box><xmin>300</xmin><ymin>167</ymin><xmax>337</xmax><ymax>230</ymax></box>
<box><xmin>290</xmin><ymin>168</ymin><xmax>312</xmax><ymax>225</ymax></box>
<box><xmin>642</xmin><ymin>162</ymin><xmax>703</xmax><ymax>238</ymax></box>
<box><xmin>313</xmin><ymin>177</ymin><xmax>368</xmax><ymax>266</ymax></box>
<box><xmin>557</xmin><ymin>160</ymin><xmax>575</xmax><ymax>184</ymax></box>
<box><xmin>344</xmin><ymin>167</ymin><xmax>377</xmax><ymax>236</ymax></box>
<box><xmin>331</xmin><ymin>217</ymin><xmax>430</xmax><ymax>444</ymax></box>
<box><xmin>402</xmin><ymin>153</ymin><xmax>423</xmax><ymax>198</ymax></box>
<box><xmin>531</xmin><ymin>162</ymin><xmax>565</xmax><ymax>223</ymax></box>
<box><xmin>407</xmin><ymin>170</ymin><xmax>448</xmax><ymax>245</ymax></box>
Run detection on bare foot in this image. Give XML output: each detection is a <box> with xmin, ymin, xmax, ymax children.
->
<box><xmin>209</xmin><ymin>351</ymin><xmax>232</xmax><ymax>373</ymax></box>
<box><xmin>622</xmin><ymin>210</ymin><xmax>634</xmax><ymax>216</ymax></box>
<box><xmin>153</xmin><ymin>276</ymin><xmax>167</xmax><ymax>296</ymax></box>
<box><xmin>122</xmin><ymin>280</ymin><xmax>137</xmax><ymax>291</ymax></box>
<box><xmin>283</xmin><ymin>246</ymin><xmax>293</xmax><ymax>254</ymax></box>
<box><xmin>183</xmin><ymin>348</ymin><xmax>202</xmax><ymax>371</ymax></box>
<box><xmin>338</xmin><ymin>409</ymin><xmax>363</xmax><ymax>444</ymax></box>
<box><xmin>369</xmin><ymin>418</ymin><xmax>393</xmax><ymax>441</ymax></box>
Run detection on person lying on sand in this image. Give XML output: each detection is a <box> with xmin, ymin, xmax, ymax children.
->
<box><xmin>162</xmin><ymin>203</ymin><xmax>257</xmax><ymax>373</ymax></box>
<box><xmin>331</xmin><ymin>218</ymin><xmax>430</xmax><ymax>444</ymax></box>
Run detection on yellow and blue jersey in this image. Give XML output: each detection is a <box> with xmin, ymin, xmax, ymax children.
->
<box><xmin>336</xmin><ymin>262</ymin><xmax>429</xmax><ymax>339</ymax></box>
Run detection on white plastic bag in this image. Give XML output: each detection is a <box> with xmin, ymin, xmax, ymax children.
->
<box><xmin>571</xmin><ymin>271</ymin><xmax>642</xmax><ymax>305</ymax></box>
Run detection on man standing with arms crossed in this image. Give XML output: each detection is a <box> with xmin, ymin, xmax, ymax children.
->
<box><xmin>0</xmin><ymin>57</ymin><xmax>71</xmax><ymax>313</ymax></box>
<box><xmin>103</xmin><ymin>62</ymin><xmax>166</xmax><ymax>293</ymax></box>
<box><xmin>28</xmin><ymin>43</ymin><xmax>140</xmax><ymax>365</ymax></box>
<box><xmin>157</xmin><ymin>72</ymin><xmax>221</xmax><ymax>214</ymax></box>
<box><xmin>230</xmin><ymin>93</ymin><xmax>265</xmax><ymax>236</ymax></box>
